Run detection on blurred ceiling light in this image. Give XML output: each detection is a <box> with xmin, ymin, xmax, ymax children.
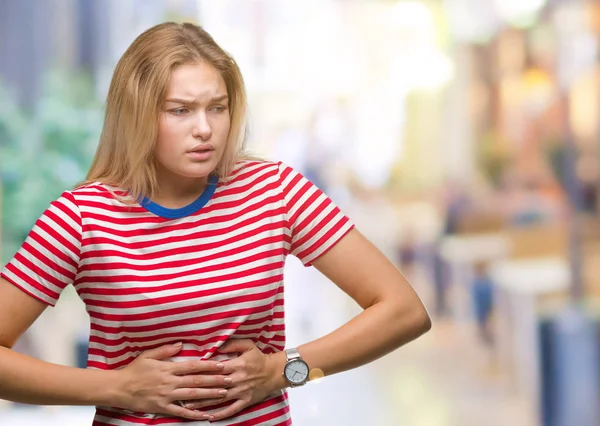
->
<box><xmin>390</xmin><ymin>48</ymin><xmax>454</xmax><ymax>91</ymax></box>
<box><xmin>444</xmin><ymin>0</ymin><xmax>500</xmax><ymax>43</ymax></box>
<box><xmin>494</xmin><ymin>0</ymin><xmax>548</xmax><ymax>28</ymax></box>
<box><xmin>387</xmin><ymin>1</ymin><xmax>434</xmax><ymax>30</ymax></box>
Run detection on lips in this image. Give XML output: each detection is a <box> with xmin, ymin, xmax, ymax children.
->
<box><xmin>187</xmin><ymin>145</ymin><xmax>215</xmax><ymax>161</ymax></box>
<box><xmin>189</xmin><ymin>144</ymin><xmax>214</xmax><ymax>154</ymax></box>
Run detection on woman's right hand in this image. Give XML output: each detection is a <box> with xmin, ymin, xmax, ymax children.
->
<box><xmin>113</xmin><ymin>342</ymin><xmax>232</xmax><ymax>421</ymax></box>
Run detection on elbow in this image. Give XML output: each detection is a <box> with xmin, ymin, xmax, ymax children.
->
<box><xmin>393</xmin><ymin>297</ymin><xmax>432</xmax><ymax>341</ymax></box>
<box><xmin>415</xmin><ymin>304</ymin><xmax>432</xmax><ymax>336</ymax></box>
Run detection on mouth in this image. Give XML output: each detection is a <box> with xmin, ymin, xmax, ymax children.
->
<box><xmin>188</xmin><ymin>144</ymin><xmax>215</xmax><ymax>154</ymax></box>
<box><xmin>187</xmin><ymin>144</ymin><xmax>215</xmax><ymax>161</ymax></box>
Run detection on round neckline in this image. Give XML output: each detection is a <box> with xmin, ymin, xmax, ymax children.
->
<box><xmin>140</xmin><ymin>175</ymin><xmax>219</xmax><ymax>219</ymax></box>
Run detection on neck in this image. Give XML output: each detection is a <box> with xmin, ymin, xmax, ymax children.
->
<box><xmin>152</xmin><ymin>175</ymin><xmax>209</xmax><ymax>209</ymax></box>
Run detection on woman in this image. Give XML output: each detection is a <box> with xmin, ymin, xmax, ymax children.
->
<box><xmin>0</xmin><ymin>22</ymin><xmax>430</xmax><ymax>425</ymax></box>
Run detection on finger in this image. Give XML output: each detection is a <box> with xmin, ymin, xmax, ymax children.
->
<box><xmin>219</xmin><ymin>339</ymin><xmax>256</xmax><ymax>354</ymax></box>
<box><xmin>182</xmin><ymin>397</ymin><xmax>228</xmax><ymax>410</ymax></box>
<box><xmin>171</xmin><ymin>359</ymin><xmax>225</xmax><ymax>375</ymax></box>
<box><xmin>178</xmin><ymin>374</ymin><xmax>233</xmax><ymax>389</ymax></box>
<box><xmin>172</xmin><ymin>387</ymin><xmax>229</xmax><ymax>402</ymax></box>
<box><xmin>139</xmin><ymin>342</ymin><xmax>183</xmax><ymax>360</ymax></box>
<box><xmin>165</xmin><ymin>403</ymin><xmax>214</xmax><ymax>421</ymax></box>
<box><xmin>209</xmin><ymin>399</ymin><xmax>248</xmax><ymax>421</ymax></box>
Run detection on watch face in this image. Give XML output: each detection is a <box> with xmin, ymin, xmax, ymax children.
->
<box><xmin>284</xmin><ymin>359</ymin><xmax>309</xmax><ymax>384</ymax></box>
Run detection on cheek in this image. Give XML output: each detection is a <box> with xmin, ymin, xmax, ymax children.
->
<box><xmin>157</xmin><ymin>115</ymin><xmax>176</xmax><ymax>140</ymax></box>
<box><xmin>156</xmin><ymin>116</ymin><xmax>183</xmax><ymax>148</ymax></box>
<box><xmin>218</xmin><ymin>117</ymin><xmax>232</xmax><ymax>142</ymax></box>
<box><xmin>155</xmin><ymin>119</ymin><xmax>175</xmax><ymax>160</ymax></box>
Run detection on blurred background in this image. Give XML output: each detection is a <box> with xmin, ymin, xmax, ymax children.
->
<box><xmin>1</xmin><ymin>0</ymin><xmax>600</xmax><ymax>425</ymax></box>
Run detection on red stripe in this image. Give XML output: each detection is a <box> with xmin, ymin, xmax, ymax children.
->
<box><xmin>229</xmin><ymin>405</ymin><xmax>291</xmax><ymax>426</ymax></box>
<box><xmin>228</xmin><ymin>394</ymin><xmax>290</xmax><ymax>425</ymax></box>
<box><xmin>87</xmin><ymin>319</ymin><xmax>285</xmax><ymax>352</ymax></box>
<box><xmin>212</xmin><ymin>166</ymin><xmax>278</xmax><ymax>199</ymax></box>
<box><xmin>291</xmin><ymin>206</ymin><xmax>339</xmax><ymax>254</ymax></box>
<box><xmin>12</xmin><ymin>249</ymin><xmax>72</xmax><ymax>289</ymax></box>
<box><xmin>91</xmin><ymin>333</ymin><xmax>283</xmax><ymax>370</ymax></box>
<box><xmin>79</xmin><ymin>239</ymin><xmax>283</xmax><ymax>272</ymax></box>
<box><xmin>300</xmin><ymin>222</ymin><xmax>354</xmax><ymax>264</ymax></box>
<box><xmin>88</xmin><ymin>328</ymin><xmax>285</xmax><ymax>361</ymax></box>
<box><xmin>80</xmin><ymin>201</ymin><xmax>284</xmax><ymax>252</ymax></box>
<box><xmin>0</xmin><ymin>271</ymin><xmax>56</xmax><ymax>305</ymax></box>
<box><xmin>81</xmin><ymin>183</ymin><xmax>281</xmax><ymax>230</ymax></box>
<box><xmin>287</xmin><ymin>180</ymin><xmax>319</xmax><ymax>226</ymax></box>
<box><xmin>88</xmin><ymin>289</ymin><xmax>280</xmax><ymax>326</ymax></box>
<box><xmin>36</xmin><ymin>219</ymin><xmax>80</xmax><ymax>260</ymax></box>
<box><xmin>93</xmin><ymin>392</ymin><xmax>288</xmax><ymax>424</ymax></box>
<box><xmin>78</xmin><ymin>261</ymin><xmax>284</xmax><ymax>294</ymax></box>
<box><xmin>48</xmin><ymin>195</ymin><xmax>82</xmax><ymax>242</ymax></box>
<box><xmin>2</xmin><ymin>262</ymin><xmax>61</xmax><ymax>301</ymax></box>
<box><xmin>226</xmin><ymin>161</ymin><xmax>276</xmax><ymax>182</ymax></box>
<box><xmin>23</xmin><ymin>233</ymin><xmax>76</xmax><ymax>275</ymax></box>
<box><xmin>291</xmin><ymin>196</ymin><xmax>332</xmax><ymax>238</ymax></box>
<box><xmin>80</xmin><ymin>220</ymin><xmax>285</xmax><ymax>265</ymax></box>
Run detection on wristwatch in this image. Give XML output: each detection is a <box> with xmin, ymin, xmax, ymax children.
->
<box><xmin>283</xmin><ymin>348</ymin><xmax>309</xmax><ymax>387</ymax></box>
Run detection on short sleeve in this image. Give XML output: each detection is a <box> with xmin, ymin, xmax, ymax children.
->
<box><xmin>0</xmin><ymin>191</ymin><xmax>82</xmax><ymax>306</ymax></box>
<box><xmin>277</xmin><ymin>162</ymin><xmax>354</xmax><ymax>266</ymax></box>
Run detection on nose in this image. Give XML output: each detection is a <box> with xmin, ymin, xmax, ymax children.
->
<box><xmin>192</xmin><ymin>112</ymin><xmax>212</xmax><ymax>140</ymax></box>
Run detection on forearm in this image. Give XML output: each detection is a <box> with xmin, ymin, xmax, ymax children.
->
<box><xmin>300</xmin><ymin>298</ymin><xmax>430</xmax><ymax>377</ymax></box>
<box><xmin>269</xmin><ymin>297</ymin><xmax>430</xmax><ymax>391</ymax></box>
<box><xmin>0</xmin><ymin>345</ymin><xmax>119</xmax><ymax>406</ymax></box>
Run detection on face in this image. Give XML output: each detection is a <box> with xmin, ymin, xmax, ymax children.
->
<box><xmin>155</xmin><ymin>62</ymin><xmax>230</xmax><ymax>186</ymax></box>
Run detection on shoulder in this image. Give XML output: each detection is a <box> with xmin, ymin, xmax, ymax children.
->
<box><xmin>71</xmin><ymin>181</ymin><xmax>129</xmax><ymax>201</ymax></box>
<box><xmin>66</xmin><ymin>182</ymin><xmax>136</xmax><ymax>216</ymax></box>
<box><xmin>223</xmin><ymin>160</ymin><xmax>288</xmax><ymax>185</ymax></box>
<box><xmin>230</xmin><ymin>159</ymin><xmax>303</xmax><ymax>180</ymax></box>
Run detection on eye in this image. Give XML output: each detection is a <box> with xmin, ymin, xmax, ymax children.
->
<box><xmin>170</xmin><ymin>107</ymin><xmax>189</xmax><ymax>115</ymax></box>
<box><xmin>210</xmin><ymin>105</ymin><xmax>228</xmax><ymax>113</ymax></box>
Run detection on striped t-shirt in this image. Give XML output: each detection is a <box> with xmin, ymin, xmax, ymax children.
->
<box><xmin>1</xmin><ymin>160</ymin><xmax>354</xmax><ymax>426</ymax></box>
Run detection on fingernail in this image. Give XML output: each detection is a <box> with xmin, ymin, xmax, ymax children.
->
<box><xmin>216</xmin><ymin>363</ymin><xmax>224</xmax><ymax>368</ymax></box>
<box><xmin>202</xmin><ymin>414</ymin><xmax>212</xmax><ymax>419</ymax></box>
<box><xmin>185</xmin><ymin>403</ymin><xmax>195</xmax><ymax>409</ymax></box>
<box><xmin>174</xmin><ymin>342</ymin><xmax>182</xmax><ymax>347</ymax></box>
<box><xmin>218</xmin><ymin>389</ymin><xmax>227</xmax><ymax>396</ymax></box>
<box><xmin>223</xmin><ymin>377</ymin><xmax>233</xmax><ymax>384</ymax></box>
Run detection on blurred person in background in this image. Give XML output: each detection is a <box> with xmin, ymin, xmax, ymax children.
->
<box><xmin>0</xmin><ymin>22</ymin><xmax>430</xmax><ymax>425</ymax></box>
<box><xmin>470</xmin><ymin>261</ymin><xmax>495</xmax><ymax>347</ymax></box>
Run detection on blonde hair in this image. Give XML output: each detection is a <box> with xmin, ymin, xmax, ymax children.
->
<box><xmin>81</xmin><ymin>22</ymin><xmax>251</xmax><ymax>201</ymax></box>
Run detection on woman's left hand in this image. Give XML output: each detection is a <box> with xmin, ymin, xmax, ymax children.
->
<box><xmin>182</xmin><ymin>339</ymin><xmax>285</xmax><ymax>421</ymax></box>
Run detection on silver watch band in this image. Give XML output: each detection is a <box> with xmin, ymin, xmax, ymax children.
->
<box><xmin>285</xmin><ymin>348</ymin><xmax>301</xmax><ymax>361</ymax></box>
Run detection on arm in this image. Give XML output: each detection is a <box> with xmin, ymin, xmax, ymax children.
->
<box><xmin>275</xmin><ymin>228</ymin><xmax>431</xmax><ymax>382</ymax></box>
<box><xmin>0</xmin><ymin>277</ymin><xmax>120</xmax><ymax>406</ymax></box>
<box><xmin>0</xmin><ymin>277</ymin><xmax>230</xmax><ymax>419</ymax></box>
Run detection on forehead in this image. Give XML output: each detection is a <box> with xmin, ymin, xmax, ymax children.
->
<box><xmin>165</xmin><ymin>63</ymin><xmax>227</xmax><ymax>98</ymax></box>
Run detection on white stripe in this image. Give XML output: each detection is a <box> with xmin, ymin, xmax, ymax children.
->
<box><xmin>298</xmin><ymin>220</ymin><xmax>353</xmax><ymax>265</ymax></box>
<box><xmin>1</xmin><ymin>268</ymin><xmax>58</xmax><ymax>306</ymax></box>
<box><xmin>290</xmin><ymin>197</ymin><xmax>336</xmax><ymax>244</ymax></box>
<box><xmin>79</xmin><ymin>216</ymin><xmax>286</xmax><ymax>260</ymax></box>
<box><xmin>85</xmin><ymin>281</ymin><xmax>283</xmax><ymax>317</ymax></box>
<box><xmin>76</xmin><ymin>263</ymin><xmax>284</xmax><ymax>292</ymax></box>
<box><xmin>6</xmin><ymin>257</ymin><xmax>66</xmax><ymax>295</ymax></box>
<box><xmin>25</xmin><ymin>233</ymin><xmax>78</xmax><ymax>274</ymax></box>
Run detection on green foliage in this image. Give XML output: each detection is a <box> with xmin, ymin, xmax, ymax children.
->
<box><xmin>0</xmin><ymin>71</ymin><xmax>104</xmax><ymax>263</ymax></box>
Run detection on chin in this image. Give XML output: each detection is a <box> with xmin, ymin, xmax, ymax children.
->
<box><xmin>181</xmin><ymin>165</ymin><xmax>217</xmax><ymax>179</ymax></box>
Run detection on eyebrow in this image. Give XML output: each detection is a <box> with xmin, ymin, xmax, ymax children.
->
<box><xmin>165</xmin><ymin>95</ymin><xmax>229</xmax><ymax>104</ymax></box>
